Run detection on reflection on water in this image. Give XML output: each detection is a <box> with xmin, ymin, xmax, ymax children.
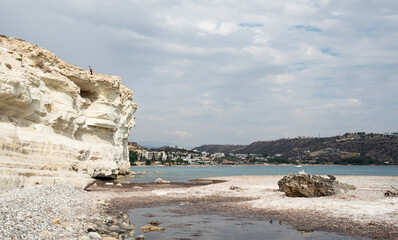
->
<box><xmin>128</xmin><ymin>205</ymin><xmax>367</xmax><ymax>240</ymax></box>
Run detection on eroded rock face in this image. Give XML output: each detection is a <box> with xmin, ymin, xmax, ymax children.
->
<box><xmin>0</xmin><ymin>35</ymin><xmax>137</xmax><ymax>190</ymax></box>
<box><xmin>278</xmin><ymin>173</ymin><xmax>355</xmax><ymax>197</ymax></box>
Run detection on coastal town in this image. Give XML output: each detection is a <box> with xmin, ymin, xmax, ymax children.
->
<box><xmin>128</xmin><ymin>132</ymin><xmax>398</xmax><ymax>166</ymax></box>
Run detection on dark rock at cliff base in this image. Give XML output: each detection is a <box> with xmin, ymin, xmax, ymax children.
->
<box><xmin>278</xmin><ymin>172</ymin><xmax>355</xmax><ymax>197</ymax></box>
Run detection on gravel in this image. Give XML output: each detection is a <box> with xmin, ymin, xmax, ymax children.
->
<box><xmin>0</xmin><ymin>184</ymin><xmax>101</xmax><ymax>240</ymax></box>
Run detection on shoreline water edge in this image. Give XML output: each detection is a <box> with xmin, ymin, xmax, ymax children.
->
<box><xmin>1</xmin><ymin>174</ymin><xmax>397</xmax><ymax>239</ymax></box>
<box><xmin>98</xmin><ymin>175</ymin><xmax>398</xmax><ymax>239</ymax></box>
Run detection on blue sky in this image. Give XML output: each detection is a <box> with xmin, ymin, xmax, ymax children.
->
<box><xmin>1</xmin><ymin>0</ymin><xmax>398</xmax><ymax>147</ymax></box>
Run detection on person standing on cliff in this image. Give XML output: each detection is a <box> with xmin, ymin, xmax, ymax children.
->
<box><xmin>89</xmin><ymin>66</ymin><xmax>93</xmax><ymax>75</ymax></box>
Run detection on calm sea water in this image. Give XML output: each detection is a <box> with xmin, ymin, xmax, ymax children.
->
<box><xmin>127</xmin><ymin>165</ymin><xmax>398</xmax><ymax>183</ymax></box>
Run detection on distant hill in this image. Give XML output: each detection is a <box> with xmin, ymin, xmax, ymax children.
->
<box><xmin>128</xmin><ymin>142</ymin><xmax>147</xmax><ymax>151</ymax></box>
<box><xmin>194</xmin><ymin>133</ymin><xmax>398</xmax><ymax>164</ymax></box>
<box><xmin>193</xmin><ymin>144</ymin><xmax>246</xmax><ymax>154</ymax></box>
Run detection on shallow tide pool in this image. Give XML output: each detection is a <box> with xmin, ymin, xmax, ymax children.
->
<box><xmin>128</xmin><ymin>205</ymin><xmax>368</xmax><ymax>240</ymax></box>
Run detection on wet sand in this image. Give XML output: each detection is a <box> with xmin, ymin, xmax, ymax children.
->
<box><xmin>87</xmin><ymin>176</ymin><xmax>398</xmax><ymax>239</ymax></box>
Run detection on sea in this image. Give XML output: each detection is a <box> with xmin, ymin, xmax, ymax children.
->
<box><xmin>127</xmin><ymin>165</ymin><xmax>398</xmax><ymax>183</ymax></box>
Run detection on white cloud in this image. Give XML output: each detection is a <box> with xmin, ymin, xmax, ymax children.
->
<box><xmin>1</xmin><ymin>0</ymin><xmax>397</xmax><ymax>146</ymax></box>
<box><xmin>345</xmin><ymin>98</ymin><xmax>362</xmax><ymax>107</ymax></box>
<box><xmin>321</xmin><ymin>98</ymin><xmax>362</xmax><ymax>109</ymax></box>
<box><xmin>196</xmin><ymin>20</ymin><xmax>238</xmax><ymax>35</ymax></box>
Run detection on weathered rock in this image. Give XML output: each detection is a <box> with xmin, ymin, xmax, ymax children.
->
<box><xmin>155</xmin><ymin>178</ymin><xmax>170</xmax><ymax>184</ymax></box>
<box><xmin>109</xmin><ymin>225</ymin><xmax>125</xmax><ymax>234</ymax></box>
<box><xmin>79</xmin><ymin>236</ymin><xmax>90</xmax><ymax>240</ymax></box>
<box><xmin>86</xmin><ymin>224</ymin><xmax>98</xmax><ymax>232</ymax></box>
<box><xmin>141</xmin><ymin>224</ymin><xmax>165</xmax><ymax>232</ymax></box>
<box><xmin>120</xmin><ymin>222</ymin><xmax>134</xmax><ymax>230</ymax></box>
<box><xmin>0</xmin><ymin>35</ymin><xmax>137</xmax><ymax>190</ymax></box>
<box><xmin>136</xmin><ymin>234</ymin><xmax>145</xmax><ymax>240</ymax></box>
<box><xmin>230</xmin><ymin>185</ymin><xmax>242</xmax><ymax>191</ymax></box>
<box><xmin>127</xmin><ymin>230</ymin><xmax>135</xmax><ymax>237</ymax></box>
<box><xmin>278</xmin><ymin>173</ymin><xmax>355</xmax><ymax>197</ymax></box>
<box><xmin>149</xmin><ymin>219</ymin><xmax>160</xmax><ymax>226</ymax></box>
<box><xmin>101</xmin><ymin>237</ymin><xmax>118</xmax><ymax>240</ymax></box>
<box><xmin>88</xmin><ymin>232</ymin><xmax>102</xmax><ymax>240</ymax></box>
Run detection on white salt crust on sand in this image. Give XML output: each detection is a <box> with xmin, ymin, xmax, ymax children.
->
<box><xmin>147</xmin><ymin>175</ymin><xmax>398</xmax><ymax>227</ymax></box>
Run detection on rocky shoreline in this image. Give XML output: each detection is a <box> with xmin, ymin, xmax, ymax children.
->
<box><xmin>89</xmin><ymin>175</ymin><xmax>398</xmax><ymax>240</ymax></box>
<box><xmin>1</xmin><ymin>175</ymin><xmax>397</xmax><ymax>239</ymax></box>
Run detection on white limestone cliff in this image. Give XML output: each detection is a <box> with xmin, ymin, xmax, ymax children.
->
<box><xmin>0</xmin><ymin>35</ymin><xmax>137</xmax><ymax>190</ymax></box>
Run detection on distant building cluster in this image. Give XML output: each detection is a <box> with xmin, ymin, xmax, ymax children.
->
<box><xmin>336</xmin><ymin>132</ymin><xmax>398</xmax><ymax>142</ymax></box>
<box><xmin>127</xmin><ymin>131</ymin><xmax>397</xmax><ymax>166</ymax></box>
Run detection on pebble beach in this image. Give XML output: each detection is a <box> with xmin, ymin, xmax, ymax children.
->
<box><xmin>0</xmin><ymin>184</ymin><xmax>102</xmax><ymax>240</ymax></box>
<box><xmin>1</xmin><ymin>175</ymin><xmax>398</xmax><ymax>239</ymax></box>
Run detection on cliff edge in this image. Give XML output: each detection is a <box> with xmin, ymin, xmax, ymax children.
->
<box><xmin>0</xmin><ymin>35</ymin><xmax>137</xmax><ymax>190</ymax></box>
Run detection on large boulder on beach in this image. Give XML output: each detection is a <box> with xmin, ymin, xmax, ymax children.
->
<box><xmin>278</xmin><ymin>172</ymin><xmax>355</xmax><ymax>197</ymax></box>
<box><xmin>155</xmin><ymin>178</ymin><xmax>170</xmax><ymax>184</ymax></box>
<box><xmin>0</xmin><ymin>35</ymin><xmax>137</xmax><ymax>190</ymax></box>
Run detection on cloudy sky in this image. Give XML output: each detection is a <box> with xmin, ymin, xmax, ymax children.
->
<box><xmin>1</xmin><ymin>1</ymin><xmax>398</xmax><ymax>147</ymax></box>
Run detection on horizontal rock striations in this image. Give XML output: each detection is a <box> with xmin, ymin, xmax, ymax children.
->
<box><xmin>0</xmin><ymin>35</ymin><xmax>137</xmax><ymax>190</ymax></box>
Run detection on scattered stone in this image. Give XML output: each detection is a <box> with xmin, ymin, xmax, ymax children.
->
<box><xmin>79</xmin><ymin>236</ymin><xmax>90</xmax><ymax>240</ymax></box>
<box><xmin>121</xmin><ymin>222</ymin><xmax>134</xmax><ymax>230</ymax></box>
<box><xmin>105</xmin><ymin>216</ymin><xmax>113</xmax><ymax>223</ymax></box>
<box><xmin>92</xmin><ymin>183</ymin><xmax>97</xmax><ymax>187</ymax></box>
<box><xmin>128</xmin><ymin>230</ymin><xmax>135</xmax><ymax>236</ymax></box>
<box><xmin>88</xmin><ymin>231</ymin><xmax>102</xmax><ymax>240</ymax></box>
<box><xmin>109</xmin><ymin>225</ymin><xmax>119</xmax><ymax>231</ymax></box>
<box><xmin>124</xmin><ymin>237</ymin><xmax>136</xmax><ymax>240</ymax></box>
<box><xmin>87</xmin><ymin>224</ymin><xmax>98</xmax><ymax>232</ymax></box>
<box><xmin>136</xmin><ymin>234</ymin><xmax>145</xmax><ymax>239</ymax></box>
<box><xmin>109</xmin><ymin>224</ymin><xmax>125</xmax><ymax>233</ymax></box>
<box><xmin>384</xmin><ymin>186</ymin><xmax>398</xmax><ymax>197</ymax></box>
<box><xmin>105</xmin><ymin>182</ymin><xmax>113</xmax><ymax>186</ymax></box>
<box><xmin>102</xmin><ymin>237</ymin><xmax>118</xmax><ymax>240</ymax></box>
<box><xmin>149</xmin><ymin>219</ymin><xmax>160</xmax><ymax>226</ymax></box>
<box><xmin>278</xmin><ymin>174</ymin><xmax>356</xmax><ymax>197</ymax></box>
<box><xmin>155</xmin><ymin>178</ymin><xmax>170</xmax><ymax>184</ymax></box>
<box><xmin>229</xmin><ymin>185</ymin><xmax>242</xmax><ymax>191</ymax></box>
<box><xmin>116</xmin><ymin>183</ymin><xmax>123</xmax><ymax>187</ymax></box>
<box><xmin>141</xmin><ymin>224</ymin><xmax>165</xmax><ymax>232</ymax></box>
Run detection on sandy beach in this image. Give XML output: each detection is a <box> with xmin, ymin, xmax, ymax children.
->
<box><xmin>88</xmin><ymin>175</ymin><xmax>398</xmax><ymax>240</ymax></box>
